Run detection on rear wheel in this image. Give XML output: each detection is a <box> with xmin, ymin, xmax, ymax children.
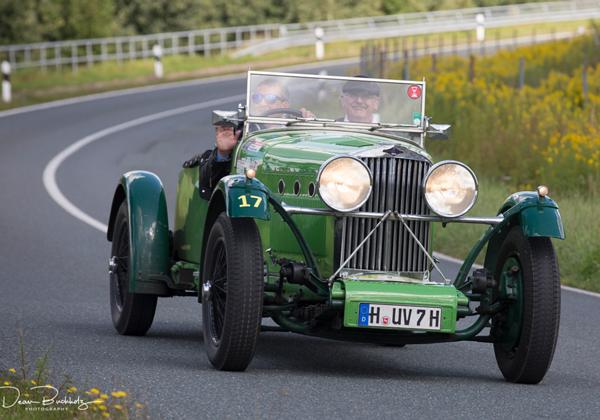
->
<box><xmin>109</xmin><ymin>201</ymin><xmax>157</xmax><ymax>335</ymax></box>
<box><xmin>202</xmin><ymin>213</ymin><xmax>264</xmax><ymax>371</ymax></box>
<box><xmin>492</xmin><ymin>226</ymin><xmax>560</xmax><ymax>384</ymax></box>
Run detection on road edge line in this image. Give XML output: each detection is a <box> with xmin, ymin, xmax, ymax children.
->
<box><xmin>434</xmin><ymin>252</ymin><xmax>599</xmax><ymax>298</ymax></box>
<box><xmin>42</xmin><ymin>94</ymin><xmax>245</xmax><ymax>234</ymax></box>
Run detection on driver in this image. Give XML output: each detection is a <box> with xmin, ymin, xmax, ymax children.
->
<box><xmin>251</xmin><ymin>78</ymin><xmax>291</xmax><ymax>116</ymax></box>
<box><xmin>186</xmin><ymin>78</ymin><xmax>295</xmax><ymax>200</ymax></box>
<box><xmin>339</xmin><ymin>77</ymin><xmax>381</xmax><ymax>123</ymax></box>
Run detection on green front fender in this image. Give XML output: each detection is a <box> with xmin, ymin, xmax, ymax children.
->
<box><xmin>455</xmin><ymin>191</ymin><xmax>564</xmax><ymax>288</ymax></box>
<box><xmin>107</xmin><ymin>171</ymin><xmax>171</xmax><ymax>295</ymax></box>
<box><xmin>498</xmin><ymin>191</ymin><xmax>564</xmax><ymax>239</ymax></box>
<box><xmin>214</xmin><ymin>175</ymin><xmax>271</xmax><ymax>220</ymax></box>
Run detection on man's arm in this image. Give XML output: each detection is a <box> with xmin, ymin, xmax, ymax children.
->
<box><xmin>198</xmin><ymin>149</ymin><xmax>231</xmax><ymax>199</ymax></box>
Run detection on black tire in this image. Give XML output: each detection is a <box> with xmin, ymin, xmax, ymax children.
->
<box><xmin>201</xmin><ymin>213</ymin><xmax>264</xmax><ymax>371</ymax></box>
<box><xmin>110</xmin><ymin>201</ymin><xmax>157</xmax><ymax>335</ymax></box>
<box><xmin>492</xmin><ymin>226</ymin><xmax>560</xmax><ymax>384</ymax></box>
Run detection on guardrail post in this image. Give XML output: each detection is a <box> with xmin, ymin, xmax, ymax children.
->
<box><xmin>40</xmin><ymin>45</ymin><xmax>47</xmax><ymax>72</ymax></box>
<box><xmin>142</xmin><ymin>38</ymin><xmax>149</xmax><ymax>58</ymax></box>
<box><xmin>116</xmin><ymin>39</ymin><xmax>122</xmax><ymax>63</ymax></box>
<box><xmin>172</xmin><ymin>35</ymin><xmax>178</xmax><ymax>55</ymax></box>
<box><xmin>188</xmin><ymin>33</ymin><xmax>195</xmax><ymax>55</ymax></box>
<box><xmin>518</xmin><ymin>57</ymin><xmax>525</xmax><ymax>89</ymax></box>
<box><xmin>582</xmin><ymin>56</ymin><xmax>589</xmax><ymax>108</ymax></box>
<box><xmin>55</xmin><ymin>45</ymin><xmax>61</xmax><ymax>70</ymax></box>
<box><xmin>402</xmin><ymin>49</ymin><xmax>409</xmax><ymax>79</ymax></box>
<box><xmin>71</xmin><ymin>44</ymin><xmax>78</xmax><ymax>72</ymax></box>
<box><xmin>2</xmin><ymin>60</ymin><xmax>11</xmax><ymax>103</ymax></box>
<box><xmin>314</xmin><ymin>27</ymin><xmax>325</xmax><ymax>60</ymax></box>
<box><xmin>204</xmin><ymin>31</ymin><xmax>210</xmax><ymax>56</ymax></box>
<box><xmin>152</xmin><ymin>44</ymin><xmax>163</xmax><ymax>78</ymax></box>
<box><xmin>86</xmin><ymin>42</ymin><xmax>92</xmax><ymax>67</ymax></box>
<box><xmin>220</xmin><ymin>30</ymin><xmax>226</xmax><ymax>54</ymax></box>
<box><xmin>469</xmin><ymin>54</ymin><xmax>475</xmax><ymax>82</ymax></box>
<box><xmin>129</xmin><ymin>39</ymin><xmax>135</xmax><ymax>60</ymax></box>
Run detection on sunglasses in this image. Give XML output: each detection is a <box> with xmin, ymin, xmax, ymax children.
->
<box><xmin>251</xmin><ymin>93</ymin><xmax>285</xmax><ymax>104</ymax></box>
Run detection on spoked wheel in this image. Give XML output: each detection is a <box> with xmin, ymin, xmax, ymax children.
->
<box><xmin>202</xmin><ymin>213</ymin><xmax>264</xmax><ymax>371</ymax></box>
<box><xmin>109</xmin><ymin>201</ymin><xmax>157</xmax><ymax>335</ymax></box>
<box><xmin>491</xmin><ymin>226</ymin><xmax>561</xmax><ymax>384</ymax></box>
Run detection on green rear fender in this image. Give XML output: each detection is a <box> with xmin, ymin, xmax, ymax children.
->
<box><xmin>214</xmin><ymin>175</ymin><xmax>271</xmax><ymax>220</ymax></box>
<box><xmin>107</xmin><ymin>171</ymin><xmax>171</xmax><ymax>295</ymax></box>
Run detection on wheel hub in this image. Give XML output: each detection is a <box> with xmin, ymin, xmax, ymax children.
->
<box><xmin>202</xmin><ymin>280</ymin><xmax>212</xmax><ymax>300</ymax></box>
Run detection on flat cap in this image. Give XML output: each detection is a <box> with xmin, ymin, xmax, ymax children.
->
<box><xmin>342</xmin><ymin>78</ymin><xmax>380</xmax><ymax>96</ymax></box>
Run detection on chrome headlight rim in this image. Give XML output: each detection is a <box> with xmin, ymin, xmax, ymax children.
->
<box><xmin>422</xmin><ymin>160</ymin><xmax>479</xmax><ymax>218</ymax></box>
<box><xmin>317</xmin><ymin>155</ymin><xmax>373</xmax><ymax>212</ymax></box>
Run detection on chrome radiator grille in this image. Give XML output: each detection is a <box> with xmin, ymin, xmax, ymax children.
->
<box><xmin>338</xmin><ymin>157</ymin><xmax>431</xmax><ymax>273</ymax></box>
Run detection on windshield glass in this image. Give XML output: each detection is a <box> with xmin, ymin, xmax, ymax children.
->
<box><xmin>246</xmin><ymin>71</ymin><xmax>425</xmax><ymax>133</ymax></box>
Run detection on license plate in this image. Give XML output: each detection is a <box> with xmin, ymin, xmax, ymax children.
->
<box><xmin>357</xmin><ymin>303</ymin><xmax>442</xmax><ymax>331</ymax></box>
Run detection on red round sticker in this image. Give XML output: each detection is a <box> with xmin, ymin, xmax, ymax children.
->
<box><xmin>407</xmin><ymin>85</ymin><xmax>422</xmax><ymax>99</ymax></box>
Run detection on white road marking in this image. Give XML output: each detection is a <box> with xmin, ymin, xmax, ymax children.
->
<box><xmin>42</xmin><ymin>94</ymin><xmax>245</xmax><ymax>233</ymax></box>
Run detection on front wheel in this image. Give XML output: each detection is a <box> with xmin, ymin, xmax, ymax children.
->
<box><xmin>202</xmin><ymin>213</ymin><xmax>264</xmax><ymax>371</ymax></box>
<box><xmin>109</xmin><ymin>201</ymin><xmax>157</xmax><ymax>335</ymax></box>
<box><xmin>492</xmin><ymin>226</ymin><xmax>561</xmax><ymax>384</ymax></box>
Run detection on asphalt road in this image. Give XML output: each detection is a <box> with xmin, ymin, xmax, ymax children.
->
<box><xmin>1</xmin><ymin>61</ymin><xmax>599</xmax><ymax>419</ymax></box>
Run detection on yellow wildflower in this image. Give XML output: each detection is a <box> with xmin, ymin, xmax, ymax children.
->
<box><xmin>92</xmin><ymin>399</ymin><xmax>104</xmax><ymax>405</ymax></box>
<box><xmin>111</xmin><ymin>391</ymin><xmax>128</xmax><ymax>398</ymax></box>
<box><xmin>114</xmin><ymin>404</ymin><xmax>123</xmax><ymax>410</ymax></box>
<box><xmin>3</xmin><ymin>381</ymin><xmax>10</xmax><ymax>386</ymax></box>
<box><xmin>8</xmin><ymin>368</ymin><xmax>16</xmax><ymax>374</ymax></box>
<box><xmin>99</xmin><ymin>405</ymin><xmax>107</xmax><ymax>411</ymax></box>
<box><xmin>100</xmin><ymin>393</ymin><xmax>109</xmax><ymax>400</ymax></box>
<box><xmin>67</xmin><ymin>387</ymin><xmax>77</xmax><ymax>393</ymax></box>
<box><xmin>102</xmin><ymin>413</ymin><xmax>110</xmax><ymax>418</ymax></box>
<box><xmin>30</xmin><ymin>380</ymin><xmax>37</xmax><ymax>385</ymax></box>
<box><xmin>135</xmin><ymin>402</ymin><xmax>144</xmax><ymax>409</ymax></box>
<box><xmin>88</xmin><ymin>388</ymin><xmax>100</xmax><ymax>395</ymax></box>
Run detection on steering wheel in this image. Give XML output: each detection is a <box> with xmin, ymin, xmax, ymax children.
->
<box><xmin>253</xmin><ymin>108</ymin><xmax>305</xmax><ymax>131</ymax></box>
<box><xmin>260</xmin><ymin>108</ymin><xmax>304</xmax><ymax>118</ymax></box>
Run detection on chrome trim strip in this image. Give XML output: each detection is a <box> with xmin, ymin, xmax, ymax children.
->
<box><xmin>281</xmin><ymin>205</ymin><xmax>503</xmax><ymax>225</ymax></box>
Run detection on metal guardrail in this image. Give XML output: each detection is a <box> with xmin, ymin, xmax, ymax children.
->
<box><xmin>234</xmin><ymin>0</ymin><xmax>600</xmax><ymax>56</ymax></box>
<box><xmin>0</xmin><ymin>0</ymin><xmax>597</xmax><ymax>70</ymax></box>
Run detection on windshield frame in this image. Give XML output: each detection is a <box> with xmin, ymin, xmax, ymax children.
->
<box><xmin>244</xmin><ymin>70</ymin><xmax>427</xmax><ymax>141</ymax></box>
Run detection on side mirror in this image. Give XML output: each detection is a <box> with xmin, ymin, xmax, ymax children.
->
<box><xmin>212</xmin><ymin>110</ymin><xmax>242</xmax><ymax>128</ymax></box>
<box><xmin>426</xmin><ymin>124</ymin><xmax>452</xmax><ymax>140</ymax></box>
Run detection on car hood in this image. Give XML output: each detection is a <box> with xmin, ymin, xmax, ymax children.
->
<box><xmin>236</xmin><ymin>129</ymin><xmax>431</xmax><ymax>176</ymax></box>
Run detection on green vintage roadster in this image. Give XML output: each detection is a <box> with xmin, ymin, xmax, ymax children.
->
<box><xmin>107</xmin><ymin>71</ymin><xmax>563</xmax><ymax>383</ymax></box>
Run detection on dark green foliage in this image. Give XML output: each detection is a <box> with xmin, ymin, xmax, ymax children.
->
<box><xmin>0</xmin><ymin>0</ymin><xmax>555</xmax><ymax>44</ymax></box>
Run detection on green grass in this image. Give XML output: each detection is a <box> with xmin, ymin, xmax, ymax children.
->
<box><xmin>0</xmin><ymin>19</ymin><xmax>591</xmax><ymax>111</ymax></box>
<box><xmin>432</xmin><ymin>178</ymin><xmax>600</xmax><ymax>292</ymax></box>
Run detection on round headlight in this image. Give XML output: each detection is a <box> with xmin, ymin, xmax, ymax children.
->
<box><xmin>423</xmin><ymin>161</ymin><xmax>478</xmax><ymax>218</ymax></box>
<box><xmin>318</xmin><ymin>157</ymin><xmax>372</xmax><ymax>212</ymax></box>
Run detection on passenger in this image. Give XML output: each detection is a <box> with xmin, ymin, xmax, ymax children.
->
<box><xmin>339</xmin><ymin>77</ymin><xmax>381</xmax><ymax>123</ymax></box>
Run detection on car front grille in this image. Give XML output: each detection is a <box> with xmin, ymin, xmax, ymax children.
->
<box><xmin>338</xmin><ymin>156</ymin><xmax>431</xmax><ymax>273</ymax></box>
